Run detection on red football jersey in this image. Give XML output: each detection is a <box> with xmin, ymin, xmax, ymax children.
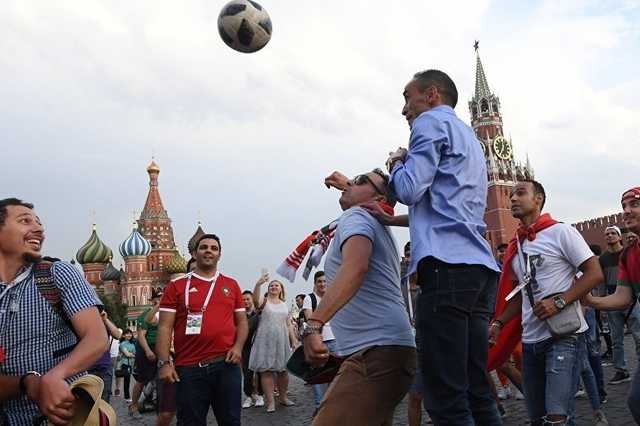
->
<box><xmin>160</xmin><ymin>272</ymin><xmax>245</xmax><ymax>366</ymax></box>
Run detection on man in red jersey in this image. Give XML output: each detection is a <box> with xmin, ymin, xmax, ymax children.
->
<box><xmin>585</xmin><ymin>187</ymin><xmax>640</xmax><ymax>423</ymax></box>
<box><xmin>156</xmin><ymin>234</ymin><xmax>248</xmax><ymax>426</ymax></box>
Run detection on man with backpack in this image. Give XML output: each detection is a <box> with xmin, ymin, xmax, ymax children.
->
<box><xmin>0</xmin><ymin>198</ymin><xmax>107</xmax><ymax>425</ymax></box>
<box><xmin>302</xmin><ymin>271</ymin><xmax>338</xmax><ymax>413</ymax></box>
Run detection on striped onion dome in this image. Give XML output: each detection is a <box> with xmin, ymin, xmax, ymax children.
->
<box><xmin>165</xmin><ymin>250</ymin><xmax>187</xmax><ymax>274</ymax></box>
<box><xmin>76</xmin><ymin>225</ymin><xmax>113</xmax><ymax>265</ymax></box>
<box><xmin>119</xmin><ymin>223</ymin><xmax>152</xmax><ymax>258</ymax></box>
<box><xmin>101</xmin><ymin>261</ymin><xmax>121</xmax><ymax>282</ymax></box>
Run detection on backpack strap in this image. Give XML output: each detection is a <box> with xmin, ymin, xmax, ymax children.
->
<box><xmin>308</xmin><ymin>293</ymin><xmax>318</xmax><ymax>311</ymax></box>
<box><xmin>33</xmin><ymin>260</ymin><xmax>77</xmax><ymax>340</ymax></box>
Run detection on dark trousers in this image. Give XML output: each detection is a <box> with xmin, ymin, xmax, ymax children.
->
<box><xmin>241</xmin><ymin>348</ymin><xmax>262</xmax><ymax>397</ymax></box>
<box><xmin>417</xmin><ymin>257</ymin><xmax>502</xmax><ymax>426</ymax></box>
<box><xmin>175</xmin><ymin>360</ymin><xmax>241</xmax><ymax>426</ymax></box>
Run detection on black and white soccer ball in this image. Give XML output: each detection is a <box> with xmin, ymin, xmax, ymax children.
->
<box><xmin>217</xmin><ymin>0</ymin><xmax>272</xmax><ymax>53</ymax></box>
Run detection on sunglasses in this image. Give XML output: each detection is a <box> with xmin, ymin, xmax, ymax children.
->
<box><xmin>353</xmin><ymin>174</ymin><xmax>386</xmax><ymax>196</ymax></box>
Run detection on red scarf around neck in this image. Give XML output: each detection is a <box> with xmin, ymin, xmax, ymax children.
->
<box><xmin>487</xmin><ymin>213</ymin><xmax>558</xmax><ymax>371</ymax></box>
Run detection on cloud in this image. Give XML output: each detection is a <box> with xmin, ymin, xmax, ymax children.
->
<box><xmin>0</xmin><ymin>0</ymin><xmax>638</xmax><ymax>296</ymax></box>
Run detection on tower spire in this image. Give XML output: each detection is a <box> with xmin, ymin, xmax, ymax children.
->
<box><xmin>473</xmin><ymin>41</ymin><xmax>492</xmax><ymax>99</ymax></box>
<box><xmin>141</xmin><ymin>159</ymin><xmax>168</xmax><ymax>220</ymax></box>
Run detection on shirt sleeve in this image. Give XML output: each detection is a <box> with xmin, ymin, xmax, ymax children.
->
<box><xmin>618</xmin><ymin>251</ymin><xmax>631</xmax><ymax>287</ymax></box>
<box><xmin>558</xmin><ymin>225</ymin><xmax>594</xmax><ymax>270</ymax></box>
<box><xmin>389</xmin><ymin>113</ymin><xmax>447</xmax><ymax>206</ymax></box>
<box><xmin>232</xmin><ymin>280</ymin><xmax>245</xmax><ymax>312</ymax></box>
<box><xmin>338</xmin><ymin>207</ymin><xmax>377</xmax><ymax>250</ymax></box>
<box><xmin>301</xmin><ymin>296</ymin><xmax>311</xmax><ymax>311</ymax></box>
<box><xmin>51</xmin><ymin>261</ymin><xmax>102</xmax><ymax>319</ymax></box>
<box><xmin>160</xmin><ymin>280</ymin><xmax>179</xmax><ymax>313</ymax></box>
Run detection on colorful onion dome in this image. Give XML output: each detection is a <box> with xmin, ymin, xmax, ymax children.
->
<box><xmin>76</xmin><ymin>225</ymin><xmax>113</xmax><ymax>265</ymax></box>
<box><xmin>101</xmin><ymin>261</ymin><xmax>121</xmax><ymax>282</ymax></box>
<box><xmin>119</xmin><ymin>223</ymin><xmax>152</xmax><ymax>257</ymax></box>
<box><xmin>188</xmin><ymin>222</ymin><xmax>205</xmax><ymax>254</ymax></box>
<box><xmin>166</xmin><ymin>250</ymin><xmax>187</xmax><ymax>274</ymax></box>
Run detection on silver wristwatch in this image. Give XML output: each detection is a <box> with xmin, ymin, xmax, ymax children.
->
<box><xmin>553</xmin><ymin>295</ymin><xmax>567</xmax><ymax>310</ymax></box>
<box><xmin>301</xmin><ymin>323</ymin><xmax>323</xmax><ymax>339</ymax></box>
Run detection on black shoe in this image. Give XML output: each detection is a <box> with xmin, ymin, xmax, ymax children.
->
<box><xmin>609</xmin><ymin>370</ymin><xmax>631</xmax><ymax>385</ymax></box>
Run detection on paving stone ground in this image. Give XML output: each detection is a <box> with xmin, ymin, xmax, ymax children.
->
<box><xmin>116</xmin><ymin>334</ymin><xmax>638</xmax><ymax>425</ymax></box>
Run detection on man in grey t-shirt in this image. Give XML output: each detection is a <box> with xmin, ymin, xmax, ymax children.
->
<box><xmin>302</xmin><ymin>169</ymin><xmax>416</xmax><ymax>426</ymax></box>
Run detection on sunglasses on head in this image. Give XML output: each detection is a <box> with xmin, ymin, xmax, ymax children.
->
<box><xmin>353</xmin><ymin>174</ymin><xmax>386</xmax><ymax>196</ymax></box>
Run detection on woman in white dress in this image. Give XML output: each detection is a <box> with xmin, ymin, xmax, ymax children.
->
<box><xmin>249</xmin><ymin>273</ymin><xmax>298</xmax><ymax>412</ymax></box>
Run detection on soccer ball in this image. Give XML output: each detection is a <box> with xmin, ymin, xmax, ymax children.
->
<box><xmin>217</xmin><ymin>0</ymin><xmax>272</xmax><ymax>53</ymax></box>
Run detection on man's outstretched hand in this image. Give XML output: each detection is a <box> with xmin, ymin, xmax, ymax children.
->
<box><xmin>324</xmin><ymin>171</ymin><xmax>349</xmax><ymax>191</ymax></box>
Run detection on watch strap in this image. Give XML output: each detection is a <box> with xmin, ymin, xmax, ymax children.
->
<box><xmin>19</xmin><ymin>371</ymin><xmax>41</xmax><ymax>394</ymax></box>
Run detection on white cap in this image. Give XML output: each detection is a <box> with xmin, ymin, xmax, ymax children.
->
<box><xmin>605</xmin><ymin>225</ymin><xmax>622</xmax><ymax>236</ymax></box>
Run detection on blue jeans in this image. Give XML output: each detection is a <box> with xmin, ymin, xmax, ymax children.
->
<box><xmin>629</xmin><ymin>364</ymin><xmax>640</xmax><ymax>423</ymax></box>
<box><xmin>417</xmin><ymin>258</ymin><xmax>502</xmax><ymax>426</ymax></box>
<box><xmin>576</xmin><ymin>334</ymin><xmax>600</xmax><ymax>410</ymax></box>
<box><xmin>522</xmin><ymin>335</ymin><xmax>579</xmax><ymax>425</ymax></box>
<box><xmin>584</xmin><ymin>308</ymin><xmax>606</xmax><ymax>400</ymax></box>
<box><xmin>312</xmin><ymin>339</ymin><xmax>338</xmax><ymax>408</ymax></box>
<box><xmin>609</xmin><ymin>302</ymin><xmax>640</xmax><ymax>372</ymax></box>
<box><xmin>175</xmin><ymin>360</ymin><xmax>241</xmax><ymax>426</ymax></box>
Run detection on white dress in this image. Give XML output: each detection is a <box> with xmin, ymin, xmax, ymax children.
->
<box><xmin>248</xmin><ymin>300</ymin><xmax>291</xmax><ymax>372</ymax></box>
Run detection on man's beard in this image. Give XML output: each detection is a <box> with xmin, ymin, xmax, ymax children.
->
<box><xmin>23</xmin><ymin>252</ymin><xmax>42</xmax><ymax>264</ymax></box>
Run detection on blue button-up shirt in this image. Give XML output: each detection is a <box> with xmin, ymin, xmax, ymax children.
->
<box><xmin>389</xmin><ymin>105</ymin><xmax>499</xmax><ymax>275</ymax></box>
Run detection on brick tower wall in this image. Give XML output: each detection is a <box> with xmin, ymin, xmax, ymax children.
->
<box><xmin>573</xmin><ymin>213</ymin><xmax>625</xmax><ymax>250</ymax></box>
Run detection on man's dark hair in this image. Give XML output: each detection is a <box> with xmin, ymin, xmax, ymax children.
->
<box><xmin>413</xmin><ymin>69</ymin><xmax>458</xmax><ymax>108</ymax></box>
<box><xmin>186</xmin><ymin>257</ymin><xmax>196</xmax><ymax>271</ymax></box>
<box><xmin>0</xmin><ymin>198</ymin><xmax>34</xmax><ymax>229</ymax></box>
<box><xmin>242</xmin><ymin>290</ymin><xmax>253</xmax><ymax>296</ymax></box>
<box><xmin>196</xmin><ymin>233</ymin><xmax>221</xmax><ymax>251</ymax></box>
<box><xmin>296</xmin><ymin>294</ymin><xmax>306</xmax><ymax>301</ymax></box>
<box><xmin>496</xmin><ymin>243</ymin><xmax>508</xmax><ymax>251</ymax></box>
<box><xmin>589</xmin><ymin>244</ymin><xmax>602</xmax><ymax>256</ymax></box>
<box><xmin>521</xmin><ymin>179</ymin><xmax>546</xmax><ymax>210</ymax></box>
<box><xmin>314</xmin><ymin>271</ymin><xmax>325</xmax><ymax>283</ymax></box>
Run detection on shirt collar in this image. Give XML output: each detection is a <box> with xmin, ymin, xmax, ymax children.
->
<box><xmin>0</xmin><ymin>264</ymin><xmax>33</xmax><ymax>287</ymax></box>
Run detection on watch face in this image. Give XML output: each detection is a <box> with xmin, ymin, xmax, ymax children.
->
<box><xmin>493</xmin><ymin>136</ymin><xmax>512</xmax><ymax>160</ymax></box>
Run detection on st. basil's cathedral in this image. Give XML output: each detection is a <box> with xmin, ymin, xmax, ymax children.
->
<box><xmin>71</xmin><ymin>44</ymin><xmax>624</xmax><ymax>327</ymax></box>
<box><xmin>73</xmin><ymin>160</ymin><xmax>205</xmax><ymax>328</ymax></box>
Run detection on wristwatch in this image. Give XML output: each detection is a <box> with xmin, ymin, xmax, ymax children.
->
<box><xmin>157</xmin><ymin>359</ymin><xmax>172</xmax><ymax>368</ymax></box>
<box><xmin>19</xmin><ymin>371</ymin><xmax>41</xmax><ymax>395</ymax></box>
<box><xmin>553</xmin><ymin>295</ymin><xmax>567</xmax><ymax>310</ymax></box>
<box><xmin>301</xmin><ymin>323</ymin><xmax>323</xmax><ymax>339</ymax></box>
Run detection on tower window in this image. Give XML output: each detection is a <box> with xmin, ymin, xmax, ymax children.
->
<box><xmin>481</xmin><ymin>100</ymin><xmax>489</xmax><ymax>113</ymax></box>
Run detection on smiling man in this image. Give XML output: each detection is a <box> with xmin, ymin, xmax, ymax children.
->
<box><xmin>585</xmin><ymin>187</ymin><xmax>640</xmax><ymax>423</ymax></box>
<box><xmin>157</xmin><ymin>233</ymin><xmax>248</xmax><ymax>426</ymax></box>
<box><xmin>0</xmin><ymin>198</ymin><xmax>107</xmax><ymax>425</ymax></box>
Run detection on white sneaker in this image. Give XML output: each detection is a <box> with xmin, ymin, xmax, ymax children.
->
<box><xmin>242</xmin><ymin>397</ymin><xmax>253</xmax><ymax>409</ymax></box>
<box><xmin>514</xmin><ymin>389</ymin><xmax>525</xmax><ymax>400</ymax></box>
<box><xmin>254</xmin><ymin>395</ymin><xmax>265</xmax><ymax>407</ymax></box>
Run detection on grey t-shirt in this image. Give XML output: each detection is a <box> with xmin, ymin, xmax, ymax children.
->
<box><xmin>324</xmin><ymin>207</ymin><xmax>415</xmax><ymax>356</ymax></box>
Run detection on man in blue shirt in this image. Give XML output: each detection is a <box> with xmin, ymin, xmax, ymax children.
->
<box><xmin>367</xmin><ymin>70</ymin><xmax>501</xmax><ymax>425</ymax></box>
<box><xmin>304</xmin><ymin>169</ymin><xmax>416</xmax><ymax>426</ymax></box>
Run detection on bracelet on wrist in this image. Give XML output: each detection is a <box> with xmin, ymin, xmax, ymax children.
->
<box><xmin>491</xmin><ymin>319</ymin><xmax>504</xmax><ymax>329</ymax></box>
<box><xmin>19</xmin><ymin>371</ymin><xmax>41</xmax><ymax>395</ymax></box>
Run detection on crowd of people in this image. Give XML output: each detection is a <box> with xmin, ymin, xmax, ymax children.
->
<box><xmin>1</xmin><ymin>68</ymin><xmax>639</xmax><ymax>426</ymax></box>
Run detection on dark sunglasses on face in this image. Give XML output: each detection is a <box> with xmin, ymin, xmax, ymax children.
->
<box><xmin>353</xmin><ymin>174</ymin><xmax>386</xmax><ymax>196</ymax></box>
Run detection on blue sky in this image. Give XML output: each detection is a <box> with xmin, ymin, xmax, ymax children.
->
<box><xmin>1</xmin><ymin>0</ymin><xmax>638</xmax><ymax>296</ymax></box>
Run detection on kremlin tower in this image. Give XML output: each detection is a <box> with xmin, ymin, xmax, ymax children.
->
<box><xmin>469</xmin><ymin>42</ymin><xmax>534</xmax><ymax>250</ymax></box>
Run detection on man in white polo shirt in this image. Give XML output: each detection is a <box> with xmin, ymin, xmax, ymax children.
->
<box><xmin>302</xmin><ymin>270</ymin><xmax>338</xmax><ymax>414</ymax></box>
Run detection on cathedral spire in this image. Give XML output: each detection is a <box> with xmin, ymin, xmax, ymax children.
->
<box><xmin>140</xmin><ymin>159</ymin><xmax>168</xmax><ymax>220</ymax></box>
<box><xmin>473</xmin><ymin>41</ymin><xmax>491</xmax><ymax>100</ymax></box>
